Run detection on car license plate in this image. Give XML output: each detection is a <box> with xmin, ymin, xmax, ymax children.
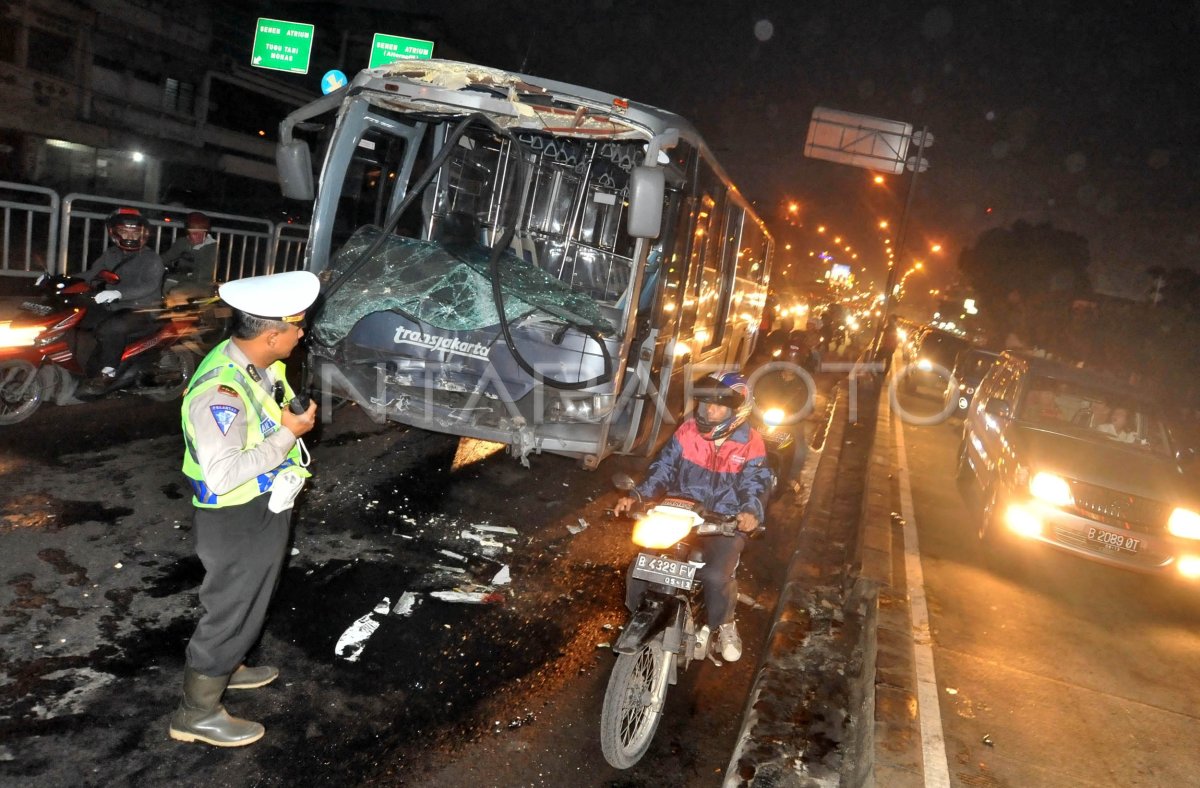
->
<box><xmin>1086</xmin><ymin>526</ymin><xmax>1140</xmax><ymax>553</ymax></box>
<box><xmin>631</xmin><ymin>553</ymin><xmax>697</xmax><ymax>590</ymax></box>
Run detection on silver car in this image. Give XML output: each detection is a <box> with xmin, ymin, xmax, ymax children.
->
<box><xmin>958</xmin><ymin>351</ymin><xmax>1200</xmax><ymax>579</ymax></box>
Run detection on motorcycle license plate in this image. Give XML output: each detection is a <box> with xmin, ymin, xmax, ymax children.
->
<box><xmin>1086</xmin><ymin>526</ymin><xmax>1140</xmax><ymax>553</ymax></box>
<box><xmin>631</xmin><ymin>553</ymin><xmax>697</xmax><ymax>590</ymax></box>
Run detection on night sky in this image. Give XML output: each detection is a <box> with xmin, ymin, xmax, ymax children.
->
<box><xmin>262</xmin><ymin>1</ymin><xmax>1198</xmax><ymax>297</ymax></box>
<box><xmin>425</xmin><ymin>0</ymin><xmax>1199</xmax><ymax>297</ymax></box>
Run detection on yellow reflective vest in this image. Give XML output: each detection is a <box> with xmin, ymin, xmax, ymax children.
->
<box><xmin>181</xmin><ymin>340</ymin><xmax>309</xmax><ymax>508</ymax></box>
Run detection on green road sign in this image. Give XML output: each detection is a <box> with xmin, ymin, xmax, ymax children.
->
<box><xmin>251</xmin><ymin>18</ymin><xmax>315</xmax><ymax>74</ymax></box>
<box><xmin>369</xmin><ymin>33</ymin><xmax>435</xmax><ymax>68</ymax></box>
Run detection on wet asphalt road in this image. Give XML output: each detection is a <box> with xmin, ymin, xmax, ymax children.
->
<box><xmin>0</xmin><ymin>387</ymin><xmax>817</xmax><ymax>786</ymax></box>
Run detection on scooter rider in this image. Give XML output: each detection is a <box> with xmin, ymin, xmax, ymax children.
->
<box><xmin>613</xmin><ymin>372</ymin><xmax>771</xmax><ymax>663</ymax></box>
<box><xmin>170</xmin><ymin>270</ymin><xmax>319</xmax><ymax>747</ymax></box>
<box><xmin>78</xmin><ymin>208</ymin><xmax>165</xmax><ymax>395</ymax></box>
<box><xmin>162</xmin><ymin>211</ymin><xmax>219</xmax><ymax>306</ymax></box>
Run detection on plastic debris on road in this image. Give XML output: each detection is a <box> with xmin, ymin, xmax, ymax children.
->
<box><xmin>461</xmin><ymin>530</ymin><xmax>504</xmax><ymax>549</ymax></box>
<box><xmin>567</xmin><ymin>518</ymin><xmax>588</xmax><ymax>535</ymax></box>
<box><xmin>334</xmin><ymin>596</ymin><xmax>390</xmax><ymax>662</ymax></box>
<box><xmin>431</xmin><ymin>589</ymin><xmax>505</xmax><ymax>605</ymax></box>
<box><xmin>982</xmin><ymin>733</ymin><xmax>994</xmax><ymax>747</ymax></box>
<box><xmin>737</xmin><ymin>592</ymin><xmax>766</xmax><ymax>610</ymax></box>
<box><xmin>492</xmin><ymin>565</ymin><xmax>511</xmax><ymax>585</ymax></box>
<box><xmin>392</xmin><ymin>592</ymin><xmax>419</xmax><ymax>617</ymax></box>
<box><xmin>472</xmin><ymin>524</ymin><xmax>519</xmax><ymax>535</ymax></box>
<box><xmin>946</xmin><ymin>687</ymin><xmax>958</xmax><ymax>695</ymax></box>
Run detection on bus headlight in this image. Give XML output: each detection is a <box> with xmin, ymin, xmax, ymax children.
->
<box><xmin>545</xmin><ymin>393</ymin><xmax>613</xmax><ymax>423</ymax></box>
<box><xmin>1168</xmin><ymin>508</ymin><xmax>1200</xmax><ymax>540</ymax></box>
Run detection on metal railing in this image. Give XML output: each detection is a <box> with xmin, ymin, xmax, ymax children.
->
<box><xmin>0</xmin><ymin>181</ymin><xmax>60</xmax><ymax>277</ymax></box>
<box><xmin>0</xmin><ymin>181</ymin><xmax>309</xmax><ymax>281</ymax></box>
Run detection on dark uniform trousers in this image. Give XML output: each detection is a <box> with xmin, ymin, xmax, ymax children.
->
<box><xmin>185</xmin><ymin>494</ymin><xmax>291</xmax><ymax>677</ymax></box>
<box><xmin>625</xmin><ymin>532</ymin><xmax>746</xmax><ymax>628</ymax></box>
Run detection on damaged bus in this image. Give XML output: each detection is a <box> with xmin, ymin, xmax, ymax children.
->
<box><xmin>276</xmin><ymin>60</ymin><xmax>772</xmax><ymax>468</ymax></box>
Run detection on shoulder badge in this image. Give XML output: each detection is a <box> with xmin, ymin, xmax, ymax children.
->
<box><xmin>209</xmin><ymin>404</ymin><xmax>239</xmax><ymax>436</ymax></box>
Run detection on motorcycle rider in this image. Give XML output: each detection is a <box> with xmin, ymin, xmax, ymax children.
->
<box><xmin>750</xmin><ymin>338</ymin><xmax>815</xmax><ymax>484</ymax></box>
<box><xmin>162</xmin><ymin>211</ymin><xmax>219</xmax><ymax>306</ymax></box>
<box><xmin>613</xmin><ymin>372</ymin><xmax>772</xmax><ymax>663</ymax></box>
<box><xmin>78</xmin><ymin>207</ymin><xmax>165</xmax><ymax>395</ymax></box>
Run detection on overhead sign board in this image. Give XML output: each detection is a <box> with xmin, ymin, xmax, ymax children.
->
<box><xmin>804</xmin><ymin>107</ymin><xmax>913</xmax><ymax>175</ymax></box>
<box><xmin>251</xmin><ymin>18</ymin><xmax>315</xmax><ymax>74</ymax></box>
<box><xmin>369</xmin><ymin>33</ymin><xmax>435</xmax><ymax>68</ymax></box>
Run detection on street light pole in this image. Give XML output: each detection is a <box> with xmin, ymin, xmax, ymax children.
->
<box><xmin>873</xmin><ymin>125</ymin><xmax>931</xmax><ymax>360</ymax></box>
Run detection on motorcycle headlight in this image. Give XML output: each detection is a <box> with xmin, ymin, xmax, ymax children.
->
<box><xmin>631</xmin><ymin>509</ymin><xmax>697</xmax><ymax>549</ymax></box>
<box><xmin>763</xmin><ymin>407</ymin><xmax>785</xmax><ymax>426</ymax></box>
<box><xmin>0</xmin><ymin>321</ymin><xmax>45</xmax><ymax>348</ymax></box>
<box><xmin>1168</xmin><ymin>508</ymin><xmax>1200</xmax><ymax>540</ymax></box>
<box><xmin>1029</xmin><ymin>472</ymin><xmax>1073</xmax><ymax>507</ymax></box>
<box><xmin>916</xmin><ymin>358</ymin><xmax>933</xmax><ymax>371</ymax></box>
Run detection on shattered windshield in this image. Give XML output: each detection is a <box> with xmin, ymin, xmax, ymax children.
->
<box><xmin>312</xmin><ymin>226</ymin><xmax>615</xmax><ymax>345</ymax></box>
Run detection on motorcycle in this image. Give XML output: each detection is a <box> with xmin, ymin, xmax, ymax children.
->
<box><xmin>0</xmin><ymin>270</ymin><xmax>226</xmax><ymax>424</ymax></box>
<box><xmin>748</xmin><ymin>370</ymin><xmax>812</xmax><ymax>498</ymax></box>
<box><xmin>599</xmin><ymin>476</ymin><xmax>762</xmax><ymax>769</ymax></box>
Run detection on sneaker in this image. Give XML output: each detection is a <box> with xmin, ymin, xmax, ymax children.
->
<box><xmin>716</xmin><ymin>622</ymin><xmax>742</xmax><ymax>663</ymax></box>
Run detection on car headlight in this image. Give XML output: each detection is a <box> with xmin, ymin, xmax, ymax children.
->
<box><xmin>0</xmin><ymin>321</ymin><xmax>46</xmax><ymax>348</ymax></box>
<box><xmin>916</xmin><ymin>358</ymin><xmax>932</xmax><ymax>371</ymax></box>
<box><xmin>1168</xmin><ymin>508</ymin><xmax>1200</xmax><ymax>540</ymax></box>
<box><xmin>763</xmin><ymin>407</ymin><xmax>785</xmax><ymax>426</ymax></box>
<box><xmin>1029</xmin><ymin>472</ymin><xmax>1073</xmax><ymax>507</ymax></box>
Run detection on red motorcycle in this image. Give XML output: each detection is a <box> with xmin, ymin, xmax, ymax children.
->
<box><xmin>0</xmin><ymin>270</ymin><xmax>225</xmax><ymax>425</ymax></box>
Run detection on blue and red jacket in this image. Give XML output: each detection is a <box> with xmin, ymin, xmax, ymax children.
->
<box><xmin>635</xmin><ymin>417</ymin><xmax>772</xmax><ymax>524</ymax></box>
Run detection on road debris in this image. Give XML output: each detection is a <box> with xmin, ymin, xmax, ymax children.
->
<box><xmin>392</xmin><ymin>592</ymin><xmax>419</xmax><ymax>617</ymax></box>
<box><xmin>334</xmin><ymin>596</ymin><xmax>391</xmax><ymax>662</ymax></box>
<box><xmin>982</xmin><ymin>733</ymin><xmax>994</xmax><ymax>747</ymax></box>
<box><xmin>431</xmin><ymin>589</ymin><xmax>505</xmax><ymax>605</ymax></box>
<box><xmin>946</xmin><ymin>687</ymin><xmax>958</xmax><ymax>695</ymax></box>
<box><xmin>491</xmin><ymin>565</ymin><xmax>511</xmax><ymax>585</ymax></box>
<box><xmin>737</xmin><ymin>592</ymin><xmax>766</xmax><ymax>610</ymax></box>
<box><xmin>472</xmin><ymin>524</ymin><xmax>519</xmax><ymax>535</ymax></box>
<box><xmin>461</xmin><ymin>530</ymin><xmax>504</xmax><ymax>549</ymax></box>
<box><xmin>568</xmin><ymin>518</ymin><xmax>589</xmax><ymax>535</ymax></box>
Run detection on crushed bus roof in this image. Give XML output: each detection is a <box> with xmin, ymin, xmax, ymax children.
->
<box><xmin>352</xmin><ymin>59</ymin><xmax>695</xmax><ymax>142</ymax></box>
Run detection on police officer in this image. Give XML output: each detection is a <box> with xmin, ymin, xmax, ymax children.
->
<box><xmin>170</xmin><ymin>270</ymin><xmax>319</xmax><ymax>747</ymax></box>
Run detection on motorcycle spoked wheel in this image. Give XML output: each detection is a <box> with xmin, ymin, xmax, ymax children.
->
<box><xmin>600</xmin><ymin>639</ymin><xmax>673</xmax><ymax>769</ymax></box>
<box><xmin>0</xmin><ymin>360</ymin><xmax>45</xmax><ymax>425</ymax></box>
<box><xmin>142</xmin><ymin>347</ymin><xmax>196</xmax><ymax>402</ymax></box>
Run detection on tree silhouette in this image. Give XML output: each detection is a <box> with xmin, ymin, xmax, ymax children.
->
<box><xmin>958</xmin><ymin>221</ymin><xmax>1092</xmax><ymax>348</ymax></box>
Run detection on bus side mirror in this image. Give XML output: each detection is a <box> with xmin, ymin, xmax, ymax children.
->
<box><xmin>627</xmin><ymin>166</ymin><xmax>664</xmax><ymax>239</ymax></box>
<box><xmin>277</xmin><ymin>141</ymin><xmax>314</xmax><ymax>201</ymax></box>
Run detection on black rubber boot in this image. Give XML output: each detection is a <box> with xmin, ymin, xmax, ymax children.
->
<box><xmin>169</xmin><ymin>667</ymin><xmax>265</xmax><ymax>747</ymax></box>
<box><xmin>227</xmin><ymin>664</ymin><xmax>279</xmax><ymax>690</ymax></box>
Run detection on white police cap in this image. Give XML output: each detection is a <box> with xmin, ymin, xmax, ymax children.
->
<box><xmin>219</xmin><ymin>271</ymin><xmax>320</xmax><ymax>321</ymax></box>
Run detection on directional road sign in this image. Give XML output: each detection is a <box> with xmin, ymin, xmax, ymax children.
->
<box><xmin>369</xmin><ymin>33</ymin><xmax>435</xmax><ymax>68</ymax></box>
<box><xmin>251</xmin><ymin>18</ymin><xmax>315</xmax><ymax>74</ymax></box>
